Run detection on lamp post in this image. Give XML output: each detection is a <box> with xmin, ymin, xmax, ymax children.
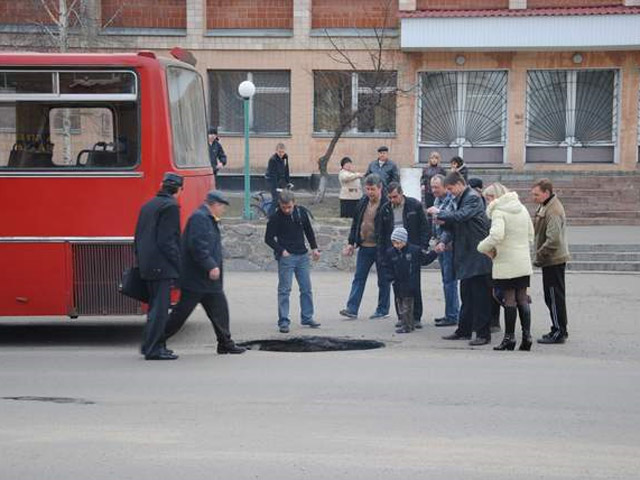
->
<box><xmin>238</xmin><ymin>80</ymin><xmax>256</xmax><ymax>220</ymax></box>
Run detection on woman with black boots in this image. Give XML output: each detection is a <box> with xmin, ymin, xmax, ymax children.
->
<box><xmin>477</xmin><ymin>183</ymin><xmax>535</xmax><ymax>351</ymax></box>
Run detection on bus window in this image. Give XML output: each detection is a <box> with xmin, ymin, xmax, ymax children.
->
<box><xmin>167</xmin><ymin>67</ymin><xmax>209</xmax><ymax>169</ymax></box>
<box><xmin>0</xmin><ymin>101</ymin><xmax>138</xmax><ymax>169</ymax></box>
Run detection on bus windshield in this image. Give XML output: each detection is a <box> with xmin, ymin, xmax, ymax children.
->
<box><xmin>0</xmin><ymin>70</ymin><xmax>139</xmax><ymax>169</ymax></box>
<box><xmin>167</xmin><ymin>67</ymin><xmax>209</xmax><ymax>169</ymax></box>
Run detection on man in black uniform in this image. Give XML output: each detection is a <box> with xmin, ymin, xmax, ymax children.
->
<box><xmin>164</xmin><ymin>190</ymin><xmax>245</xmax><ymax>355</ymax></box>
<box><xmin>134</xmin><ymin>172</ymin><xmax>183</xmax><ymax>360</ymax></box>
<box><xmin>208</xmin><ymin>127</ymin><xmax>227</xmax><ymax>178</ymax></box>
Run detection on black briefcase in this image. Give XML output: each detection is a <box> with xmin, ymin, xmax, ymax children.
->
<box><xmin>119</xmin><ymin>266</ymin><xmax>149</xmax><ymax>303</ymax></box>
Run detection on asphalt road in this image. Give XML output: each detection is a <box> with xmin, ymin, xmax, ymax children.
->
<box><xmin>1</xmin><ymin>271</ymin><xmax>639</xmax><ymax>479</ymax></box>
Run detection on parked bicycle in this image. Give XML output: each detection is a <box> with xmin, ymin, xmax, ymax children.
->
<box><xmin>250</xmin><ymin>184</ymin><xmax>294</xmax><ymax>219</ymax></box>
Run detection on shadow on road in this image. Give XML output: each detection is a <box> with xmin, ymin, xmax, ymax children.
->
<box><xmin>0</xmin><ymin>321</ymin><xmax>144</xmax><ymax>347</ymax></box>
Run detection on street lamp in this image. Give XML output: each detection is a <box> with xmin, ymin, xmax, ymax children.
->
<box><xmin>238</xmin><ymin>80</ymin><xmax>256</xmax><ymax>220</ymax></box>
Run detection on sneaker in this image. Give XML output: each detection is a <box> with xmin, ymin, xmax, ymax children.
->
<box><xmin>339</xmin><ymin>309</ymin><xmax>357</xmax><ymax>319</ymax></box>
<box><xmin>395</xmin><ymin>327</ymin><xmax>413</xmax><ymax>334</ymax></box>
<box><xmin>395</xmin><ymin>320</ymin><xmax>403</xmax><ymax>328</ymax></box>
<box><xmin>302</xmin><ymin>320</ymin><xmax>321</xmax><ymax>328</ymax></box>
<box><xmin>434</xmin><ymin>317</ymin><xmax>446</xmax><ymax>324</ymax></box>
<box><xmin>279</xmin><ymin>325</ymin><xmax>290</xmax><ymax>334</ymax></box>
<box><xmin>436</xmin><ymin>319</ymin><xmax>458</xmax><ymax>327</ymax></box>
<box><xmin>369</xmin><ymin>312</ymin><xmax>390</xmax><ymax>320</ymax></box>
<box><xmin>414</xmin><ymin>321</ymin><xmax>423</xmax><ymax>330</ymax></box>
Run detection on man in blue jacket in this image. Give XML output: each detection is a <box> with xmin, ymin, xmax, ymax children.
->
<box><xmin>134</xmin><ymin>172</ymin><xmax>183</xmax><ymax>360</ymax></box>
<box><xmin>164</xmin><ymin>190</ymin><xmax>245</xmax><ymax>355</ymax></box>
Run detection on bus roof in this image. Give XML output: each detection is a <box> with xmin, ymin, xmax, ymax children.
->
<box><xmin>0</xmin><ymin>51</ymin><xmax>195</xmax><ymax>71</ymax></box>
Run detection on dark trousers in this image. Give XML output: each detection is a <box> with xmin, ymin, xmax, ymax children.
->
<box><xmin>396</xmin><ymin>296</ymin><xmax>415</xmax><ymax>331</ymax></box>
<box><xmin>542</xmin><ymin>263</ymin><xmax>568</xmax><ymax>334</ymax></box>
<box><xmin>165</xmin><ymin>289</ymin><xmax>232</xmax><ymax>346</ymax></box>
<box><xmin>142</xmin><ymin>279</ymin><xmax>173</xmax><ymax>357</ymax></box>
<box><xmin>456</xmin><ymin>274</ymin><xmax>492</xmax><ymax>339</ymax></box>
<box><xmin>394</xmin><ymin>275</ymin><xmax>422</xmax><ymax>322</ymax></box>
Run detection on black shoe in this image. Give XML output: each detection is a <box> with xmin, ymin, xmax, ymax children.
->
<box><xmin>395</xmin><ymin>327</ymin><xmax>413</xmax><ymax>334</ymax></box>
<box><xmin>519</xmin><ymin>333</ymin><xmax>533</xmax><ymax>351</ymax></box>
<box><xmin>436</xmin><ymin>319</ymin><xmax>458</xmax><ymax>327</ymax></box>
<box><xmin>442</xmin><ymin>332</ymin><xmax>471</xmax><ymax>340</ymax></box>
<box><xmin>469</xmin><ymin>337</ymin><xmax>491</xmax><ymax>346</ymax></box>
<box><xmin>414</xmin><ymin>321</ymin><xmax>423</xmax><ymax>330</ymax></box>
<box><xmin>217</xmin><ymin>343</ymin><xmax>246</xmax><ymax>354</ymax></box>
<box><xmin>301</xmin><ymin>320</ymin><xmax>321</xmax><ymax>328</ymax></box>
<box><xmin>369</xmin><ymin>312</ymin><xmax>390</xmax><ymax>320</ymax></box>
<box><xmin>339</xmin><ymin>309</ymin><xmax>357</xmax><ymax>319</ymax></box>
<box><xmin>279</xmin><ymin>325</ymin><xmax>290</xmax><ymax>334</ymax></box>
<box><xmin>537</xmin><ymin>331</ymin><xmax>566</xmax><ymax>344</ymax></box>
<box><xmin>145</xmin><ymin>351</ymin><xmax>179</xmax><ymax>360</ymax></box>
<box><xmin>542</xmin><ymin>329</ymin><xmax>568</xmax><ymax>340</ymax></box>
<box><xmin>493</xmin><ymin>336</ymin><xmax>516</xmax><ymax>351</ymax></box>
<box><xmin>434</xmin><ymin>317</ymin><xmax>446</xmax><ymax>324</ymax></box>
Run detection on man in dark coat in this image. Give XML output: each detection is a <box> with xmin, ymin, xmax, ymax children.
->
<box><xmin>265</xmin><ymin>142</ymin><xmax>291</xmax><ymax>216</ymax></box>
<box><xmin>208</xmin><ymin>127</ymin><xmax>227</xmax><ymax>178</ymax></box>
<box><xmin>164</xmin><ymin>190</ymin><xmax>245</xmax><ymax>355</ymax></box>
<box><xmin>365</xmin><ymin>146</ymin><xmax>400</xmax><ymax>192</ymax></box>
<box><xmin>339</xmin><ymin>174</ymin><xmax>394</xmax><ymax>320</ymax></box>
<box><xmin>134</xmin><ymin>172</ymin><xmax>183</xmax><ymax>360</ymax></box>
<box><xmin>428</xmin><ymin>172</ymin><xmax>493</xmax><ymax>346</ymax></box>
<box><xmin>384</xmin><ymin>182</ymin><xmax>430</xmax><ymax>328</ymax></box>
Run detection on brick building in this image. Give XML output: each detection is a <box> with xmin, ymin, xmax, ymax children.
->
<box><xmin>1</xmin><ymin>0</ymin><xmax>640</xmax><ymax>222</ymax></box>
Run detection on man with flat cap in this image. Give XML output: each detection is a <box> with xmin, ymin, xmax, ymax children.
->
<box><xmin>134</xmin><ymin>172</ymin><xmax>183</xmax><ymax>360</ymax></box>
<box><xmin>365</xmin><ymin>146</ymin><xmax>400</xmax><ymax>192</ymax></box>
<box><xmin>164</xmin><ymin>190</ymin><xmax>245</xmax><ymax>355</ymax></box>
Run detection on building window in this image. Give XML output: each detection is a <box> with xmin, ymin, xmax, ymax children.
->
<box><xmin>313</xmin><ymin>70</ymin><xmax>396</xmax><ymax>135</ymax></box>
<box><xmin>418</xmin><ymin>70</ymin><xmax>507</xmax><ymax>164</ymax></box>
<box><xmin>208</xmin><ymin>70</ymin><xmax>290</xmax><ymax>135</ymax></box>
<box><xmin>526</xmin><ymin>69</ymin><xmax>618</xmax><ymax>164</ymax></box>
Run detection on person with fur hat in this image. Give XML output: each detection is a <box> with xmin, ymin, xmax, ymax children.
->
<box><xmin>477</xmin><ymin>182</ymin><xmax>535</xmax><ymax>351</ymax></box>
<box><xmin>383</xmin><ymin>227</ymin><xmax>437</xmax><ymax>334</ymax></box>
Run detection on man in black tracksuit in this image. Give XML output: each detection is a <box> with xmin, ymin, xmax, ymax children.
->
<box><xmin>134</xmin><ymin>172</ymin><xmax>183</xmax><ymax>360</ymax></box>
<box><xmin>164</xmin><ymin>190</ymin><xmax>245</xmax><ymax>355</ymax></box>
<box><xmin>265</xmin><ymin>143</ymin><xmax>291</xmax><ymax>216</ymax></box>
<box><xmin>383</xmin><ymin>181</ymin><xmax>430</xmax><ymax>328</ymax></box>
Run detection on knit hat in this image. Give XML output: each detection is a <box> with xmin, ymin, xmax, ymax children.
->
<box><xmin>391</xmin><ymin>227</ymin><xmax>408</xmax><ymax>243</ymax></box>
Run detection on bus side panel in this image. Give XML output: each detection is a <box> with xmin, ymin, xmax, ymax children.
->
<box><xmin>179</xmin><ymin>174</ymin><xmax>214</xmax><ymax>223</ymax></box>
<box><xmin>0</xmin><ymin>243</ymin><xmax>70</xmax><ymax>316</ymax></box>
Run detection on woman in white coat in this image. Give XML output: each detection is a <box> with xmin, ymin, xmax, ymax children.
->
<box><xmin>478</xmin><ymin>183</ymin><xmax>534</xmax><ymax>351</ymax></box>
<box><xmin>338</xmin><ymin>157</ymin><xmax>363</xmax><ymax>218</ymax></box>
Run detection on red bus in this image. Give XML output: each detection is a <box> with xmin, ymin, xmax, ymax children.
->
<box><xmin>0</xmin><ymin>51</ymin><xmax>213</xmax><ymax>318</ymax></box>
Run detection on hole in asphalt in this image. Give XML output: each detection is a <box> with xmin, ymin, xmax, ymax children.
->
<box><xmin>2</xmin><ymin>396</ymin><xmax>95</xmax><ymax>405</ymax></box>
<box><xmin>238</xmin><ymin>336</ymin><xmax>385</xmax><ymax>352</ymax></box>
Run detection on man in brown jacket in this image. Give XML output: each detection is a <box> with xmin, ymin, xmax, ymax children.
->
<box><xmin>531</xmin><ymin>179</ymin><xmax>571</xmax><ymax>344</ymax></box>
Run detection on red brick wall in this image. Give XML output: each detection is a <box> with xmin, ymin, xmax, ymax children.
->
<box><xmin>206</xmin><ymin>0</ymin><xmax>293</xmax><ymax>29</ymax></box>
<box><xmin>102</xmin><ymin>0</ymin><xmax>186</xmax><ymax>29</ymax></box>
<box><xmin>528</xmin><ymin>0</ymin><xmax>623</xmax><ymax>7</ymax></box>
<box><xmin>312</xmin><ymin>0</ymin><xmax>399</xmax><ymax>29</ymax></box>
<box><xmin>416</xmin><ymin>0</ymin><xmax>508</xmax><ymax>9</ymax></box>
<box><xmin>0</xmin><ymin>2</ymin><xmax>65</xmax><ymax>25</ymax></box>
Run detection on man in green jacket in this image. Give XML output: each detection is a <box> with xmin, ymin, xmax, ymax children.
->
<box><xmin>531</xmin><ymin>178</ymin><xmax>571</xmax><ymax>344</ymax></box>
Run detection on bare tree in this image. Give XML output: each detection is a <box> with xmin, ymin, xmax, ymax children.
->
<box><xmin>313</xmin><ymin>0</ymin><xmax>405</xmax><ymax>203</ymax></box>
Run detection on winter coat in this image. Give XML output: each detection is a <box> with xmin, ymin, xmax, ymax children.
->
<box><xmin>380</xmin><ymin>196</ymin><xmax>430</xmax><ymax>249</ymax></box>
<box><xmin>338</xmin><ymin>169</ymin><xmax>363</xmax><ymax>200</ymax></box>
<box><xmin>179</xmin><ymin>204</ymin><xmax>224</xmax><ymax>293</ymax></box>
<box><xmin>134</xmin><ymin>192</ymin><xmax>181</xmax><ymax>281</ymax></box>
<box><xmin>348</xmin><ymin>196</ymin><xmax>393</xmax><ymax>255</ymax></box>
<box><xmin>533</xmin><ymin>195</ymin><xmax>571</xmax><ymax>267</ymax></box>
<box><xmin>208</xmin><ymin>139</ymin><xmax>227</xmax><ymax>172</ymax></box>
<box><xmin>436</xmin><ymin>186</ymin><xmax>492</xmax><ymax>280</ymax></box>
<box><xmin>265</xmin><ymin>153</ymin><xmax>291</xmax><ymax>191</ymax></box>
<box><xmin>383</xmin><ymin>244</ymin><xmax>437</xmax><ymax>298</ymax></box>
<box><xmin>477</xmin><ymin>191</ymin><xmax>534</xmax><ymax>280</ymax></box>
<box><xmin>365</xmin><ymin>159</ymin><xmax>400</xmax><ymax>189</ymax></box>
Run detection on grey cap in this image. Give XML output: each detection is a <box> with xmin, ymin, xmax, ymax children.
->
<box><xmin>391</xmin><ymin>227</ymin><xmax>408</xmax><ymax>244</ymax></box>
<box><xmin>162</xmin><ymin>172</ymin><xmax>184</xmax><ymax>187</ymax></box>
<box><xmin>206</xmin><ymin>190</ymin><xmax>229</xmax><ymax>205</ymax></box>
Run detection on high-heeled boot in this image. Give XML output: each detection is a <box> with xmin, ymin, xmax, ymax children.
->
<box><xmin>494</xmin><ymin>306</ymin><xmax>517</xmax><ymax>351</ymax></box>
<box><xmin>517</xmin><ymin>303</ymin><xmax>532</xmax><ymax>351</ymax></box>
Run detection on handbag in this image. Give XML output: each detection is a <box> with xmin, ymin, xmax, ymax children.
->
<box><xmin>119</xmin><ymin>266</ymin><xmax>149</xmax><ymax>303</ymax></box>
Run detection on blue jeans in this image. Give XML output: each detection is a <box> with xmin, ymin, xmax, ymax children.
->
<box><xmin>439</xmin><ymin>250</ymin><xmax>460</xmax><ymax>322</ymax></box>
<box><xmin>345</xmin><ymin>246</ymin><xmax>391</xmax><ymax>316</ymax></box>
<box><xmin>277</xmin><ymin>253</ymin><xmax>314</xmax><ymax>327</ymax></box>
